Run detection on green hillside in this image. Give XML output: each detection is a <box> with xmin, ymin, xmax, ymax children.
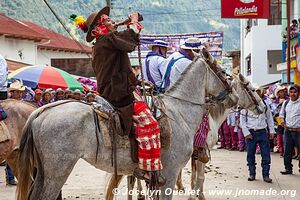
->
<box><xmin>0</xmin><ymin>0</ymin><xmax>240</xmax><ymax>50</ymax></box>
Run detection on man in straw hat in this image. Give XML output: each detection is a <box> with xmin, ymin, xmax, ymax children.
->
<box><xmin>85</xmin><ymin>6</ymin><xmax>165</xmax><ymax>185</ymax></box>
<box><xmin>160</xmin><ymin>37</ymin><xmax>202</xmax><ymax>89</ymax></box>
<box><xmin>280</xmin><ymin>84</ymin><xmax>300</xmax><ymax>174</ymax></box>
<box><xmin>8</xmin><ymin>80</ymin><xmax>25</xmax><ymax>100</ymax></box>
<box><xmin>142</xmin><ymin>40</ymin><xmax>171</xmax><ymax>89</ymax></box>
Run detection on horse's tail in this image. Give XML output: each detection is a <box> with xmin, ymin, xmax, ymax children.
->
<box><xmin>105</xmin><ymin>174</ymin><xmax>123</xmax><ymax>200</ymax></box>
<box><xmin>16</xmin><ymin>110</ymin><xmax>43</xmax><ymax>200</ymax></box>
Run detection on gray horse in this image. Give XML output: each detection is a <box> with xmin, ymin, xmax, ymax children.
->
<box><xmin>121</xmin><ymin>73</ymin><xmax>265</xmax><ymax>200</ymax></box>
<box><xmin>17</xmin><ymin>56</ymin><xmax>239</xmax><ymax>200</ymax></box>
<box><xmin>187</xmin><ymin>74</ymin><xmax>265</xmax><ymax>200</ymax></box>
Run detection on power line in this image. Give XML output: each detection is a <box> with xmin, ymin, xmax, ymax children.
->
<box><xmin>41</xmin><ymin>0</ymin><xmax>91</xmax><ymax>59</ymax></box>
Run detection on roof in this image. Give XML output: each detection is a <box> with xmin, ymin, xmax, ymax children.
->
<box><xmin>23</xmin><ymin>22</ymin><xmax>92</xmax><ymax>54</ymax></box>
<box><xmin>0</xmin><ymin>14</ymin><xmax>48</xmax><ymax>42</ymax></box>
<box><xmin>6</xmin><ymin>58</ymin><xmax>31</xmax><ymax>71</ymax></box>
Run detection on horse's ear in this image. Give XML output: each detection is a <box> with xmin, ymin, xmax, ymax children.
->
<box><xmin>192</xmin><ymin>50</ymin><xmax>200</xmax><ymax>60</ymax></box>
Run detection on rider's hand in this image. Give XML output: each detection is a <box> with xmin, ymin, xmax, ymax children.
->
<box><xmin>144</xmin><ymin>80</ymin><xmax>154</xmax><ymax>89</ymax></box>
<box><xmin>129</xmin><ymin>12</ymin><xmax>139</xmax><ymax>22</ymax></box>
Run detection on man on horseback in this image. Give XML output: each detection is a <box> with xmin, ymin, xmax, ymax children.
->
<box><xmin>141</xmin><ymin>40</ymin><xmax>171</xmax><ymax>90</ymax></box>
<box><xmin>160</xmin><ymin>37</ymin><xmax>202</xmax><ymax>89</ymax></box>
<box><xmin>85</xmin><ymin>6</ymin><xmax>166</xmax><ymax>186</ymax></box>
<box><xmin>0</xmin><ymin>54</ymin><xmax>18</xmax><ymax>186</ymax></box>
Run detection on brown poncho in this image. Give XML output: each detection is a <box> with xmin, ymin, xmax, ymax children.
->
<box><xmin>92</xmin><ymin>29</ymin><xmax>140</xmax><ymax>108</ymax></box>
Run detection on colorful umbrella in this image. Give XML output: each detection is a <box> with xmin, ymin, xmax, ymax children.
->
<box><xmin>8</xmin><ymin>65</ymin><xmax>83</xmax><ymax>91</ymax></box>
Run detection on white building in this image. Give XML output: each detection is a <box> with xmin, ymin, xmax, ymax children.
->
<box><xmin>0</xmin><ymin>14</ymin><xmax>92</xmax><ymax>76</ymax></box>
<box><xmin>240</xmin><ymin>1</ymin><xmax>282</xmax><ymax>86</ymax></box>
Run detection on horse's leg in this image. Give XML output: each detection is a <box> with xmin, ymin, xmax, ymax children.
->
<box><xmin>29</xmin><ymin>154</ymin><xmax>78</xmax><ymax>200</ymax></box>
<box><xmin>105</xmin><ymin>174</ymin><xmax>123</xmax><ymax>200</ymax></box>
<box><xmin>127</xmin><ymin>176</ymin><xmax>135</xmax><ymax>200</ymax></box>
<box><xmin>189</xmin><ymin>158</ymin><xmax>198</xmax><ymax>200</ymax></box>
<box><xmin>176</xmin><ymin>169</ymin><xmax>185</xmax><ymax>191</ymax></box>
<box><xmin>196</xmin><ymin>161</ymin><xmax>206</xmax><ymax>200</ymax></box>
<box><xmin>160</xmin><ymin>167</ymin><xmax>180</xmax><ymax>200</ymax></box>
<box><xmin>137</xmin><ymin>179</ymin><xmax>145</xmax><ymax>200</ymax></box>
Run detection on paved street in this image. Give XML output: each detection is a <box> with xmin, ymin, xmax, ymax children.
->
<box><xmin>1</xmin><ymin>147</ymin><xmax>300</xmax><ymax>200</ymax></box>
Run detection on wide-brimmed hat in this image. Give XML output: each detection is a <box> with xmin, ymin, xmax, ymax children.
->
<box><xmin>42</xmin><ymin>88</ymin><xmax>52</xmax><ymax>96</ymax></box>
<box><xmin>274</xmin><ymin>85</ymin><xmax>286</xmax><ymax>97</ymax></box>
<box><xmin>34</xmin><ymin>89</ymin><xmax>43</xmax><ymax>95</ymax></box>
<box><xmin>180</xmin><ymin>38</ymin><xmax>202</xmax><ymax>50</ymax></box>
<box><xmin>73</xmin><ymin>89</ymin><xmax>82</xmax><ymax>94</ymax></box>
<box><xmin>148</xmin><ymin>40</ymin><xmax>171</xmax><ymax>50</ymax></box>
<box><xmin>8</xmin><ymin>80</ymin><xmax>26</xmax><ymax>92</ymax></box>
<box><xmin>55</xmin><ymin>88</ymin><xmax>64</xmax><ymax>94</ymax></box>
<box><xmin>255</xmin><ymin>86</ymin><xmax>264</xmax><ymax>94</ymax></box>
<box><xmin>86</xmin><ymin>6</ymin><xmax>110</xmax><ymax>43</ymax></box>
<box><xmin>86</xmin><ymin>92</ymin><xmax>95</xmax><ymax>97</ymax></box>
<box><xmin>288</xmin><ymin>84</ymin><xmax>300</xmax><ymax>92</ymax></box>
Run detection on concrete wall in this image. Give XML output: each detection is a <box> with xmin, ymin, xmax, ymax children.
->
<box><xmin>241</xmin><ymin>19</ymin><xmax>282</xmax><ymax>86</ymax></box>
<box><xmin>0</xmin><ymin>36</ymin><xmax>37</xmax><ymax>65</ymax></box>
<box><xmin>37</xmin><ymin>50</ymin><xmax>90</xmax><ymax>66</ymax></box>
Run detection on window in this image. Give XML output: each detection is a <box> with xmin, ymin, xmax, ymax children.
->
<box><xmin>246</xmin><ymin>55</ymin><xmax>251</xmax><ymax>76</ymax></box>
<box><xmin>268</xmin><ymin>0</ymin><xmax>282</xmax><ymax>25</ymax></box>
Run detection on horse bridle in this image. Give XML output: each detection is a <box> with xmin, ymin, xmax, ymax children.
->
<box><xmin>241</xmin><ymin>82</ymin><xmax>261</xmax><ymax>108</ymax></box>
<box><xmin>202</xmin><ymin>52</ymin><xmax>232</xmax><ymax>102</ymax></box>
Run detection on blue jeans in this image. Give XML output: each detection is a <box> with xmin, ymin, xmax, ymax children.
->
<box><xmin>5</xmin><ymin>163</ymin><xmax>15</xmax><ymax>181</ymax></box>
<box><xmin>283</xmin><ymin>130</ymin><xmax>300</xmax><ymax>171</ymax></box>
<box><xmin>246</xmin><ymin>129</ymin><xmax>271</xmax><ymax>177</ymax></box>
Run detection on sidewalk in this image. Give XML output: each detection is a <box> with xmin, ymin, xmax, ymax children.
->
<box><xmin>1</xmin><ymin>148</ymin><xmax>299</xmax><ymax>199</ymax></box>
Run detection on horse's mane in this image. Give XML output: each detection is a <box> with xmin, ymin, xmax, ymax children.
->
<box><xmin>166</xmin><ymin>56</ymin><xmax>203</xmax><ymax>93</ymax></box>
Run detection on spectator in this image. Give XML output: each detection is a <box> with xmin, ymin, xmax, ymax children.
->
<box><xmin>227</xmin><ymin>108</ymin><xmax>239</xmax><ymax>151</ymax></box>
<box><xmin>280</xmin><ymin>84</ymin><xmax>300</xmax><ymax>175</ymax></box>
<box><xmin>85</xmin><ymin>92</ymin><xmax>96</xmax><ymax>104</ymax></box>
<box><xmin>55</xmin><ymin>88</ymin><xmax>65</xmax><ymax>101</ymax></box>
<box><xmin>8</xmin><ymin>80</ymin><xmax>25</xmax><ymax>100</ymax></box>
<box><xmin>64</xmin><ymin>88</ymin><xmax>73</xmax><ymax>99</ymax></box>
<box><xmin>240</xmin><ymin>87</ymin><xmax>275</xmax><ymax>183</ymax></box>
<box><xmin>217</xmin><ymin>120</ymin><xmax>232</xmax><ymax>149</ymax></box>
<box><xmin>274</xmin><ymin>103</ymin><xmax>284</xmax><ymax>157</ymax></box>
<box><xmin>73</xmin><ymin>89</ymin><xmax>82</xmax><ymax>101</ymax></box>
<box><xmin>32</xmin><ymin>89</ymin><xmax>43</xmax><ymax>107</ymax></box>
<box><xmin>41</xmin><ymin>89</ymin><xmax>52</xmax><ymax>105</ymax></box>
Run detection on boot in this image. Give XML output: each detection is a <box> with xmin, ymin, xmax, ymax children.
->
<box><xmin>133</xmin><ymin>168</ymin><xmax>166</xmax><ymax>187</ymax></box>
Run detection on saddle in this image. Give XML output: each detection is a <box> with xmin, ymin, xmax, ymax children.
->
<box><xmin>92</xmin><ymin>95</ymin><xmax>172</xmax><ymax>151</ymax></box>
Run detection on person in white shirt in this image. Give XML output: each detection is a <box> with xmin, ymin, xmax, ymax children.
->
<box><xmin>0</xmin><ymin>54</ymin><xmax>8</xmax><ymax>100</ymax></box>
<box><xmin>160</xmin><ymin>37</ymin><xmax>202</xmax><ymax>90</ymax></box>
<box><xmin>279</xmin><ymin>84</ymin><xmax>300</xmax><ymax>174</ymax></box>
<box><xmin>141</xmin><ymin>40</ymin><xmax>171</xmax><ymax>89</ymax></box>
<box><xmin>240</xmin><ymin>87</ymin><xmax>275</xmax><ymax>183</ymax></box>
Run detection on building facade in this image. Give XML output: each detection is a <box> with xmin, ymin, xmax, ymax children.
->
<box><xmin>240</xmin><ymin>0</ymin><xmax>282</xmax><ymax>86</ymax></box>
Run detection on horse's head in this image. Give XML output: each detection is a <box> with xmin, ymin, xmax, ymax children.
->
<box><xmin>232</xmin><ymin>73</ymin><xmax>265</xmax><ymax>115</ymax></box>
<box><xmin>198</xmin><ymin>49</ymin><xmax>238</xmax><ymax>109</ymax></box>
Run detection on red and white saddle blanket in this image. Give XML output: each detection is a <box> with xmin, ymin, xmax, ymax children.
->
<box><xmin>133</xmin><ymin>90</ymin><xmax>162</xmax><ymax>171</ymax></box>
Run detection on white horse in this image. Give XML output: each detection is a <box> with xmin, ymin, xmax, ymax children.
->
<box><xmin>188</xmin><ymin>74</ymin><xmax>261</xmax><ymax>200</ymax></box>
<box><xmin>17</xmin><ymin>55</ymin><xmax>242</xmax><ymax>200</ymax></box>
<box><xmin>124</xmin><ymin>73</ymin><xmax>264</xmax><ymax>200</ymax></box>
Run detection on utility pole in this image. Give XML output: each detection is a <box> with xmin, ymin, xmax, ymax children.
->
<box><xmin>287</xmin><ymin>0</ymin><xmax>291</xmax><ymax>84</ymax></box>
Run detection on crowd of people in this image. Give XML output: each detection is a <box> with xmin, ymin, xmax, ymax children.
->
<box><xmin>1</xmin><ymin>78</ymin><xmax>97</xmax><ymax>186</ymax></box>
<box><xmin>217</xmin><ymin>83</ymin><xmax>300</xmax><ymax>182</ymax></box>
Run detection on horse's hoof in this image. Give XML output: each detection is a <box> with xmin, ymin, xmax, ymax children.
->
<box><xmin>137</xmin><ymin>196</ymin><xmax>146</xmax><ymax>200</ymax></box>
<box><xmin>198</xmin><ymin>193</ymin><xmax>206</xmax><ymax>200</ymax></box>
